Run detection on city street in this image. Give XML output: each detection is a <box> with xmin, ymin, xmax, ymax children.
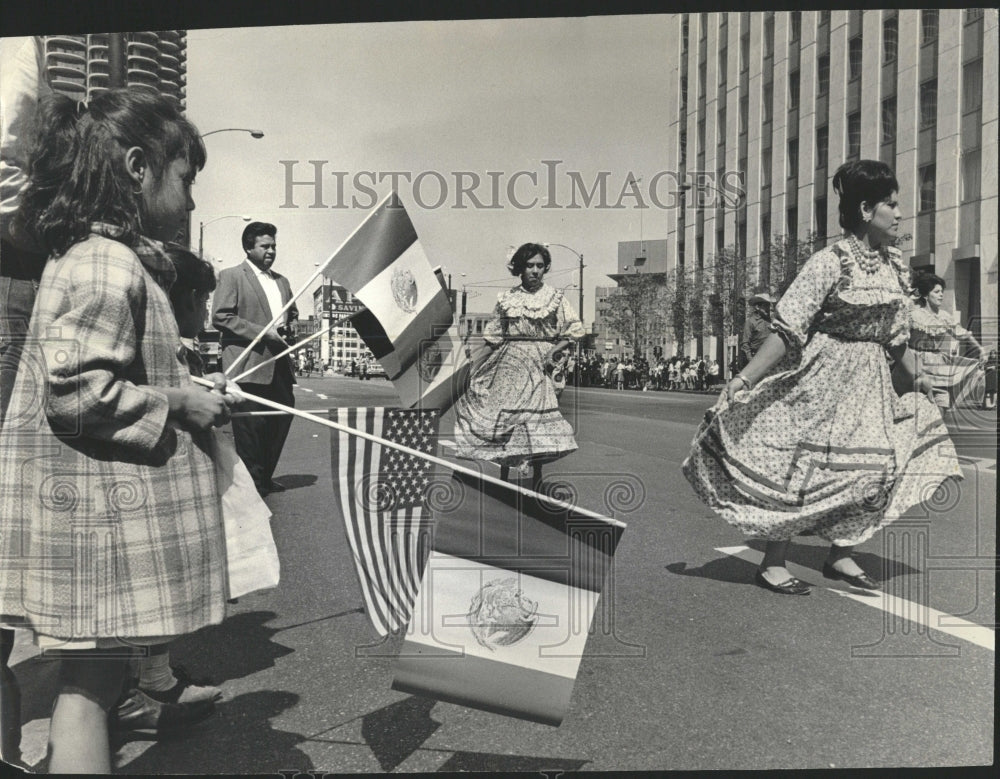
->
<box><xmin>10</xmin><ymin>375</ymin><xmax>996</xmax><ymax>772</ymax></box>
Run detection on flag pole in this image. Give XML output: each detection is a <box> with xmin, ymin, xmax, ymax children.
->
<box><xmin>228</xmin><ymin>309</ymin><xmax>365</xmax><ymax>383</ymax></box>
<box><xmin>224</xmin><ymin>192</ymin><xmax>400</xmax><ymax>377</ymax></box>
<box><xmin>195</xmin><ymin>376</ymin><xmax>624</xmax><ymax>526</ymax></box>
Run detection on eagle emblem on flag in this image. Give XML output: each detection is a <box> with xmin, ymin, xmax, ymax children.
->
<box><xmin>391</xmin><ymin>267</ymin><xmax>419</xmax><ymax>313</ymax></box>
<box><xmin>417</xmin><ymin>339</ymin><xmax>446</xmax><ymax>383</ymax></box>
<box><xmin>467</xmin><ymin>578</ymin><xmax>538</xmax><ymax>650</ymax></box>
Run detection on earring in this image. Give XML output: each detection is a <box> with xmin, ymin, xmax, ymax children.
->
<box><xmin>862</xmin><ymin>213</ymin><xmax>872</xmax><ymax>223</ymax></box>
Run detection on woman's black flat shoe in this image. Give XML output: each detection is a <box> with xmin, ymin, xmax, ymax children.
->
<box><xmin>754</xmin><ymin>570</ymin><xmax>811</xmax><ymax>595</ymax></box>
<box><xmin>822</xmin><ymin>561</ymin><xmax>880</xmax><ymax>590</ymax></box>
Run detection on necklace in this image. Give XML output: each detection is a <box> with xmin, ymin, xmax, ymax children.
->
<box><xmin>850</xmin><ymin>235</ymin><xmax>883</xmax><ymax>274</ymax></box>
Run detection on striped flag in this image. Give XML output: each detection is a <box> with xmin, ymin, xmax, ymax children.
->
<box><xmin>392</xmin><ymin>470</ymin><xmax>626</xmax><ymax>726</ymax></box>
<box><xmin>325</xmin><ymin>194</ymin><xmax>469</xmax><ymax>410</ymax></box>
<box><xmin>328</xmin><ymin>407</ymin><xmax>440</xmax><ymax>636</ymax></box>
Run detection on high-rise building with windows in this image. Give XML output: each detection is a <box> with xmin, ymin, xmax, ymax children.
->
<box><xmin>42</xmin><ymin>31</ymin><xmax>188</xmax><ymax>110</ymax></box>
<box><xmin>665</xmin><ymin>10</ymin><xmax>997</xmax><ymax>359</ymax></box>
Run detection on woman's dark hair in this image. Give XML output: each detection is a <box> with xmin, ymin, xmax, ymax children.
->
<box><xmin>507</xmin><ymin>242</ymin><xmax>551</xmax><ymax>276</ymax></box>
<box><xmin>165</xmin><ymin>244</ymin><xmax>216</xmax><ymax>309</ymax></box>
<box><xmin>19</xmin><ymin>89</ymin><xmax>206</xmax><ymax>257</ymax></box>
<box><xmin>831</xmin><ymin>159</ymin><xmax>898</xmax><ymax>231</ymax></box>
<box><xmin>913</xmin><ymin>271</ymin><xmax>946</xmax><ymax>298</ymax></box>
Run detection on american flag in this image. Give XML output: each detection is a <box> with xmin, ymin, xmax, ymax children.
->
<box><xmin>329</xmin><ymin>407</ymin><xmax>439</xmax><ymax>635</ymax></box>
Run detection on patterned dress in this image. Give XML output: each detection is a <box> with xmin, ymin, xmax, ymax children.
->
<box><xmin>907</xmin><ymin>304</ymin><xmax>983</xmax><ymax>409</ymax></box>
<box><xmin>683</xmin><ymin>236</ymin><xmax>962</xmax><ymax>545</ymax></box>
<box><xmin>0</xmin><ymin>227</ymin><xmax>227</xmax><ymax>643</ymax></box>
<box><xmin>453</xmin><ymin>283</ymin><xmax>585</xmax><ymax>466</ymax></box>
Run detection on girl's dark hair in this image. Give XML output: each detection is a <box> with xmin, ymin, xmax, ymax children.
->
<box><xmin>20</xmin><ymin>89</ymin><xmax>206</xmax><ymax>257</ymax></box>
<box><xmin>831</xmin><ymin>159</ymin><xmax>898</xmax><ymax>231</ymax></box>
<box><xmin>164</xmin><ymin>244</ymin><xmax>216</xmax><ymax>309</ymax></box>
<box><xmin>913</xmin><ymin>271</ymin><xmax>946</xmax><ymax>298</ymax></box>
<box><xmin>507</xmin><ymin>242</ymin><xmax>551</xmax><ymax>276</ymax></box>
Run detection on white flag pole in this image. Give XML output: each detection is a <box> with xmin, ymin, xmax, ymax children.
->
<box><xmin>229</xmin><ymin>309</ymin><xmax>364</xmax><ymax>383</ymax></box>
<box><xmin>195</xmin><ymin>376</ymin><xmax>623</xmax><ymax>526</ymax></box>
<box><xmin>224</xmin><ymin>192</ymin><xmax>400</xmax><ymax>377</ymax></box>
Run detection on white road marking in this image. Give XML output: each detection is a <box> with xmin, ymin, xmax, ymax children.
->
<box><xmin>716</xmin><ymin>545</ymin><xmax>995</xmax><ymax>652</ymax></box>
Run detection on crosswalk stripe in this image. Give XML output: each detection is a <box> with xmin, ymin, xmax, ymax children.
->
<box><xmin>716</xmin><ymin>545</ymin><xmax>995</xmax><ymax>652</ymax></box>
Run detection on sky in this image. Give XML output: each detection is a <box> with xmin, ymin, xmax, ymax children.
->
<box><xmin>185</xmin><ymin>15</ymin><xmax>673</xmax><ymax>322</ymax></box>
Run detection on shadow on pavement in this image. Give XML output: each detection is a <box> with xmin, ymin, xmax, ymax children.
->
<box><xmin>116</xmin><ymin>690</ymin><xmax>313</xmax><ymax>774</ymax></box>
<box><xmin>438</xmin><ymin>751</ymin><xmax>589</xmax><ymax>772</ymax></box>
<box><xmin>270</xmin><ymin>473</ymin><xmax>317</xmax><ymax>491</ymax></box>
<box><xmin>666</xmin><ymin>539</ymin><xmax>920</xmax><ymax>585</ymax></box>
<box><xmin>167</xmin><ymin>610</ymin><xmax>294</xmax><ymax>684</ymax></box>
<box><xmin>361</xmin><ymin>695</ymin><xmax>439</xmax><ymax>771</ymax></box>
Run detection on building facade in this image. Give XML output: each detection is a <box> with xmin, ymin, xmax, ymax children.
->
<box><xmin>664</xmin><ymin>10</ymin><xmax>998</xmax><ymax>359</ymax></box>
<box><xmin>312</xmin><ymin>280</ymin><xmax>372</xmax><ymax>372</ymax></box>
<box><xmin>42</xmin><ymin>32</ymin><xmax>189</xmax><ymax>110</ymax></box>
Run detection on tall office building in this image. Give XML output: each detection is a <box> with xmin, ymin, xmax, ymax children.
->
<box><xmin>42</xmin><ymin>31</ymin><xmax>188</xmax><ymax>110</ymax></box>
<box><xmin>665</xmin><ymin>10</ymin><xmax>997</xmax><ymax>359</ymax></box>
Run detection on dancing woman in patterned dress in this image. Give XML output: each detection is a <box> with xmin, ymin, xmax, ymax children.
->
<box><xmin>453</xmin><ymin>243</ymin><xmax>585</xmax><ymax>485</ymax></box>
<box><xmin>683</xmin><ymin>160</ymin><xmax>962</xmax><ymax>596</ymax></box>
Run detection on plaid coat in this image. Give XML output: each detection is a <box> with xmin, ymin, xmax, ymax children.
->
<box><xmin>0</xmin><ymin>228</ymin><xmax>227</xmax><ymax>640</ymax></box>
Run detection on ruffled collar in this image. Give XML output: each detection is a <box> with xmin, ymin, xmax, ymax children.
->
<box><xmin>910</xmin><ymin>302</ymin><xmax>956</xmax><ymax>334</ymax></box>
<box><xmin>499</xmin><ymin>282</ymin><xmax>562</xmax><ymax>318</ymax></box>
<box><xmin>90</xmin><ymin>222</ymin><xmax>177</xmax><ymax>286</ymax></box>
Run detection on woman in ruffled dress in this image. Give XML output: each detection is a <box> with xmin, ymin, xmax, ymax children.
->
<box><xmin>905</xmin><ymin>272</ymin><xmax>985</xmax><ymax>411</ymax></box>
<box><xmin>683</xmin><ymin>160</ymin><xmax>962</xmax><ymax>596</ymax></box>
<box><xmin>453</xmin><ymin>243</ymin><xmax>585</xmax><ymax>486</ymax></box>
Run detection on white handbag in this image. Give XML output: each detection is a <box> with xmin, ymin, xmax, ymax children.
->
<box><xmin>211</xmin><ymin>429</ymin><xmax>280</xmax><ymax>599</ymax></box>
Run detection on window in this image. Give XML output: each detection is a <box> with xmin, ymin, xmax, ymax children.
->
<box><xmin>816</xmin><ymin>125</ymin><xmax>828</xmax><ymax>167</ymax></box>
<box><xmin>963</xmin><ymin>59</ymin><xmax>983</xmax><ymax>114</ymax></box>
<box><xmin>966</xmin><ymin>9</ymin><xmax>983</xmax><ymax>23</ymax></box>
<box><xmin>921</xmin><ymin>10</ymin><xmax>939</xmax><ymax>44</ymax></box>
<box><xmin>881</xmin><ymin>97</ymin><xmax>896</xmax><ymax>143</ymax></box>
<box><xmin>764</xmin><ymin>14</ymin><xmax>775</xmax><ymax>57</ymax></box>
<box><xmin>790</xmin><ymin>11</ymin><xmax>801</xmax><ymax>42</ymax></box>
<box><xmin>697</xmin><ymin>117</ymin><xmax>706</xmax><ymax>154</ymax></box>
<box><xmin>787</xmin><ymin>138</ymin><xmax>799</xmax><ymax>177</ymax></box>
<box><xmin>719</xmin><ymin>43</ymin><xmax>727</xmax><ymax>78</ymax></box>
<box><xmin>919</xmin><ymin>164</ymin><xmax>936</xmax><ymax>212</ymax></box>
<box><xmin>680</xmin><ymin>74</ymin><xmax>688</xmax><ymax>109</ymax></box>
<box><xmin>815</xmin><ymin>197</ymin><xmax>827</xmax><ymax>240</ymax></box>
<box><xmin>761</xmin><ymin>214</ymin><xmax>771</xmax><ymax>250</ymax></box>
<box><xmin>961</xmin><ymin>149</ymin><xmax>981</xmax><ymax>202</ymax></box>
<box><xmin>699</xmin><ymin>61</ymin><xmax>707</xmax><ymax>98</ymax></box>
<box><xmin>920</xmin><ymin>79</ymin><xmax>937</xmax><ymax>127</ymax></box>
<box><xmin>817</xmin><ymin>54</ymin><xmax>830</xmax><ymax>95</ymax></box>
<box><xmin>820</xmin><ymin>10</ymin><xmax>831</xmax><ymax>28</ymax></box>
<box><xmin>700</xmin><ymin>12</ymin><xmax>708</xmax><ymax>40</ymax></box>
<box><xmin>717</xmin><ymin>105</ymin><xmax>727</xmax><ymax>142</ymax></box>
<box><xmin>739</xmin><ymin>94</ymin><xmax>749</xmax><ymax>134</ymax></box>
<box><xmin>740</xmin><ymin>32</ymin><xmax>750</xmax><ymax>72</ymax></box>
<box><xmin>761</xmin><ymin>148</ymin><xmax>772</xmax><ymax>187</ymax></box>
<box><xmin>762</xmin><ymin>82</ymin><xmax>773</xmax><ymax>123</ymax></box>
<box><xmin>789</xmin><ymin>70</ymin><xmax>800</xmax><ymax>109</ymax></box>
<box><xmin>883</xmin><ymin>16</ymin><xmax>898</xmax><ymax>63</ymax></box>
<box><xmin>787</xmin><ymin>207</ymin><xmax>798</xmax><ymax>241</ymax></box>
<box><xmin>679</xmin><ymin>129</ymin><xmax>687</xmax><ymax>164</ymax></box>
<box><xmin>849</xmin><ymin>36</ymin><xmax>863</xmax><ymax>80</ymax></box>
<box><xmin>682</xmin><ymin>15</ymin><xmax>689</xmax><ymax>53</ymax></box>
<box><xmin>847</xmin><ymin>112</ymin><xmax>861</xmax><ymax>158</ymax></box>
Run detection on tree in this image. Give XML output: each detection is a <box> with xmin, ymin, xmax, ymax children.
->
<box><xmin>603</xmin><ymin>273</ymin><xmax>668</xmax><ymax>360</ymax></box>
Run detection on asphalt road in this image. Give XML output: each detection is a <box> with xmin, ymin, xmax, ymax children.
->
<box><xmin>10</xmin><ymin>376</ymin><xmax>996</xmax><ymax>772</ymax></box>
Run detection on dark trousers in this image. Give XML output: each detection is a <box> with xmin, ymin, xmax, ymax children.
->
<box><xmin>231</xmin><ymin>361</ymin><xmax>295</xmax><ymax>489</ymax></box>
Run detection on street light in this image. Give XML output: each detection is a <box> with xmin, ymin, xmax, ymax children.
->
<box><xmin>542</xmin><ymin>243</ymin><xmax>585</xmax><ymax>327</ymax></box>
<box><xmin>198</xmin><ymin>214</ymin><xmax>251</xmax><ymax>259</ymax></box>
<box><xmin>678</xmin><ymin>180</ymin><xmax>746</xmax><ymax>381</ymax></box>
<box><xmin>200</xmin><ymin>128</ymin><xmax>265</xmax><ymax>139</ymax></box>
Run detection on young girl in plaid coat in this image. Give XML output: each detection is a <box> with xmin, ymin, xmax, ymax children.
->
<box><xmin>0</xmin><ymin>89</ymin><xmax>232</xmax><ymax>772</ymax></box>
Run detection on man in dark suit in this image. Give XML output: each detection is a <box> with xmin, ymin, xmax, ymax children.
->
<box><xmin>212</xmin><ymin>222</ymin><xmax>298</xmax><ymax>496</ymax></box>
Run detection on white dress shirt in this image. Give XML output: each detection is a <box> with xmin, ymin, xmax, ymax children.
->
<box><xmin>244</xmin><ymin>259</ymin><xmax>285</xmax><ymax>327</ymax></box>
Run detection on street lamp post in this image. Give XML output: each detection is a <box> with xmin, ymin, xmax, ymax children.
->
<box><xmin>200</xmin><ymin>128</ymin><xmax>265</xmax><ymax>139</ymax></box>
<box><xmin>198</xmin><ymin>214</ymin><xmax>251</xmax><ymax>259</ymax></box>
<box><xmin>678</xmin><ymin>180</ymin><xmax>746</xmax><ymax>383</ymax></box>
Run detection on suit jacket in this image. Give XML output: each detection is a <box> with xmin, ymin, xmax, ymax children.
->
<box><xmin>212</xmin><ymin>261</ymin><xmax>298</xmax><ymax>385</ymax></box>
